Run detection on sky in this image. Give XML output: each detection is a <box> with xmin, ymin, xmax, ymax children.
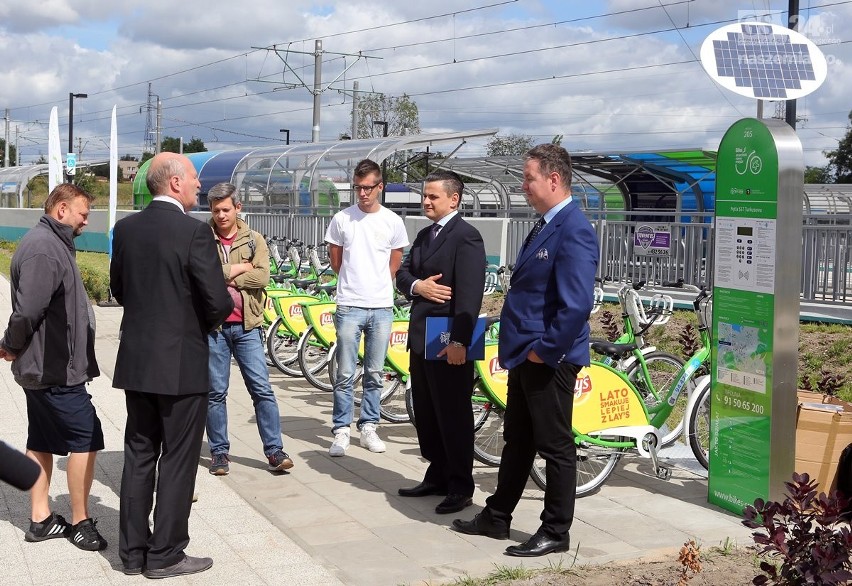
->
<box><xmin>1</xmin><ymin>0</ymin><xmax>850</xmax><ymax>168</ymax></box>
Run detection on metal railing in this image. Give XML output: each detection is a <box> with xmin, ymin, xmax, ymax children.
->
<box><xmin>245</xmin><ymin>210</ymin><xmax>852</xmax><ymax>305</ymax></box>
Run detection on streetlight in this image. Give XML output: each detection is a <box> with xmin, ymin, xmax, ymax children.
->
<box><xmin>68</xmin><ymin>92</ymin><xmax>87</xmax><ymax>157</ymax></box>
<box><xmin>279</xmin><ymin>128</ymin><xmax>290</xmax><ymax>145</ymax></box>
<box><xmin>373</xmin><ymin>120</ymin><xmax>388</xmax><ymax>202</ymax></box>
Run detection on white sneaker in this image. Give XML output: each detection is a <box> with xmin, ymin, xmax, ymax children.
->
<box><xmin>329</xmin><ymin>429</ymin><xmax>350</xmax><ymax>457</ymax></box>
<box><xmin>360</xmin><ymin>423</ymin><xmax>386</xmax><ymax>453</ymax></box>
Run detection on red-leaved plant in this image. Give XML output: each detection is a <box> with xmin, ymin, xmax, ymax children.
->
<box><xmin>742</xmin><ymin>472</ymin><xmax>852</xmax><ymax>585</ymax></box>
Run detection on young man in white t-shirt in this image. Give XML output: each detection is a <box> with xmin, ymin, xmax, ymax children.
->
<box><xmin>324</xmin><ymin>159</ymin><xmax>409</xmax><ymax>456</ymax></box>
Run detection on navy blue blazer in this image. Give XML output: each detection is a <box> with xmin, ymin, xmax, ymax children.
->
<box><xmin>498</xmin><ymin>199</ymin><xmax>599</xmax><ymax>370</ymax></box>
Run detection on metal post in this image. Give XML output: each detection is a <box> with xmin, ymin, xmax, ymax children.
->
<box><xmin>68</xmin><ymin>92</ymin><xmax>87</xmax><ymax>182</ymax></box>
<box><xmin>312</xmin><ymin>40</ymin><xmax>322</xmax><ymax>142</ymax></box>
<box><xmin>155</xmin><ymin>98</ymin><xmax>162</xmax><ymax>154</ymax></box>
<box><xmin>351</xmin><ymin>81</ymin><xmax>359</xmax><ymax>139</ymax></box>
<box><xmin>373</xmin><ymin>120</ymin><xmax>388</xmax><ymax>203</ymax></box>
<box><xmin>68</xmin><ymin>93</ymin><xmax>88</xmax><ymax>156</ymax></box>
<box><xmin>179</xmin><ymin>136</ymin><xmax>183</xmax><ymax>154</ymax></box>
<box><xmin>279</xmin><ymin>129</ymin><xmax>290</xmax><ymax>145</ymax></box>
<box><xmin>4</xmin><ymin>108</ymin><xmax>9</xmax><ymax>167</ymax></box>
<box><xmin>785</xmin><ymin>0</ymin><xmax>800</xmax><ymax>129</ymax></box>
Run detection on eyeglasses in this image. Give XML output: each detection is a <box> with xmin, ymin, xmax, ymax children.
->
<box><xmin>353</xmin><ymin>182</ymin><xmax>382</xmax><ymax>194</ymax></box>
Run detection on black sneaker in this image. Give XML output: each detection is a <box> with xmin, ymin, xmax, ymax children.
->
<box><xmin>267</xmin><ymin>449</ymin><xmax>294</xmax><ymax>471</ymax></box>
<box><xmin>210</xmin><ymin>453</ymin><xmax>230</xmax><ymax>475</ymax></box>
<box><xmin>68</xmin><ymin>518</ymin><xmax>107</xmax><ymax>551</ymax></box>
<box><xmin>24</xmin><ymin>512</ymin><xmax>70</xmax><ymax>542</ymax></box>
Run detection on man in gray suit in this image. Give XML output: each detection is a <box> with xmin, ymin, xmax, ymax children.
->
<box><xmin>111</xmin><ymin>152</ymin><xmax>232</xmax><ymax>578</ymax></box>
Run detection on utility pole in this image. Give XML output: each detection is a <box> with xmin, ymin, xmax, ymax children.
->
<box><xmin>351</xmin><ymin>81</ymin><xmax>359</xmax><ymax>140</ymax></box>
<box><xmin>155</xmin><ymin>97</ymin><xmax>162</xmax><ymax>154</ymax></box>
<box><xmin>252</xmin><ymin>42</ymin><xmax>380</xmax><ymax>144</ymax></box>
<box><xmin>15</xmin><ymin>125</ymin><xmax>20</xmax><ymax>166</ymax></box>
<box><xmin>179</xmin><ymin>136</ymin><xmax>183</xmax><ymax>154</ymax></box>
<box><xmin>312</xmin><ymin>40</ymin><xmax>322</xmax><ymax>142</ymax></box>
<box><xmin>785</xmin><ymin>0</ymin><xmax>799</xmax><ymax>130</ymax></box>
<box><xmin>4</xmin><ymin>109</ymin><xmax>9</xmax><ymax>167</ymax></box>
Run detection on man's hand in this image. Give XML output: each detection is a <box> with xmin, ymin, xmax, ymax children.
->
<box><xmin>527</xmin><ymin>349</ymin><xmax>543</xmax><ymax>363</ymax></box>
<box><xmin>437</xmin><ymin>344</ymin><xmax>467</xmax><ymax>365</ymax></box>
<box><xmin>0</xmin><ymin>347</ymin><xmax>16</xmax><ymax>362</ymax></box>
<box><xmin>413</xmin><ymin>274</ymin><xmax>452</xmax><ymax>303</ymax></box>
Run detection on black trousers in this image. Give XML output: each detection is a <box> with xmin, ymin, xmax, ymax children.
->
<box><xmin>409</xmin><ymin>352</ymin><xmax>475</xmax><ymax>496</ymax></box>
<box><xmin>119</xmin><ymin>390</ymin><xmax>208</xmax><ymax>570</ymax></box>
<box><xmin>486</xmin><ymin>360</ymin><xmax>581</xmax><ymax>539</ymax></box>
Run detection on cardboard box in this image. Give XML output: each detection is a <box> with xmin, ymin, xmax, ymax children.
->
<box><xmin>795</xmin><ymin>390</ymin><xmax>852</xmax><ymax>492</ymax></box>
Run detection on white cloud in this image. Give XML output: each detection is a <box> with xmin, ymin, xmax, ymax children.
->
<box><xmin>0</xmin><ymin>0</ymin><xmax>848</xmax><ymax>169</ymax></box>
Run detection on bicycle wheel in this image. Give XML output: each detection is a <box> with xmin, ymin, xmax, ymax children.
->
<box><xmin>379</xmin><ymin>376</ymin><xmax>409</xmax><ymax>423</ymax></box>
<box><xmin>266</xmin><ymin>317</ymin><xmax>302</xmax><ymax>376</ymax></box>
<box><xmin>626</xmin><ymin>351</ymin><xmax>688</xmax><ymax>446</ymax></box>
<box><xmin>687</xmin><ymin>384</ymin><xmax>710</xmax><ymax>470</ymax></box>
<box><xmin>528</xmin><ymin>441</ymin><xmax>623</xmax><ymax>496</ymax></box>
<box><xmin>473</xmin><ymin>380</ymin><xmax>505</xmax><ymax>466</ymax></box>
<box><xmin>297</xmin><ymin>326</ymin><xmax>333</xmax><ymax>391</ymax></box>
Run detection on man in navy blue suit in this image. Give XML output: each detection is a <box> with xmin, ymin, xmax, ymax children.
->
<box><xmin>453</xmin><ymin>143</ymin><xmax>599</xmax><ymax>557</ymax></box>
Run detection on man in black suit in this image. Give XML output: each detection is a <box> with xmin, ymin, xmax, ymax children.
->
<box><xmin>111</xmin><ymin>152</ymin><xmax>233</xmax><ymax>578</ymax></box>
<box><xmin>395</xmin><ymin>170</ymin><xmax>486</xmax><ymax>515</ymax></box>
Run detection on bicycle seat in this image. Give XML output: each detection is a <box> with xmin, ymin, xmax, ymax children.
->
<box><xmin>291</xmin><ymin>278</ymin><xmax>317</xmax><ymax>289</ymax></box>
<box><xmin>270</xmin><ymin>274</ymin><xmax>290</xmax><ymax>284</ymax></box>
<box><xmin>485</xmin><ymin>315</ymin><xmax>500</xmax><ymax>327</ymax></box>
<box><xmin>590</xmin><ymin>340</ymin><xmax>639</xmax><ymax>358</ymax></box>
<box><xmin>315</xmin><ymin>283</ymin><xmax>337</xmax><ymax>294</ymax></box>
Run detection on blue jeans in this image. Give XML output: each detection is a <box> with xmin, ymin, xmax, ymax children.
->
<box><xmin>331</xmin><ymin>306</ymin><xmax>393</xmax><ymax>432</ymax></box>
<box><xmin>207</xmin><ymin>323</ymin><xmax>283</xmax><ymax>457</ymax></box>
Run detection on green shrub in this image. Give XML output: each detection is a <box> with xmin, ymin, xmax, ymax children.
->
<box><xmin>76</xmin><ymin>263</ymin><xmax>110</xmax><ymax>302</ymax></box>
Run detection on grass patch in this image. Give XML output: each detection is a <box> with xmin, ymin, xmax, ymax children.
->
<box><xmin>0</xmin><ymin>240</ymin><xmax>111</xmax><ymax>302</ymax></box>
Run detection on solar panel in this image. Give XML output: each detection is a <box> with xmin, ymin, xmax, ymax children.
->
<box><xmin>700</xmin><ymin>22</ymin><xmax>827</xmax><ymax>101</ymax></box>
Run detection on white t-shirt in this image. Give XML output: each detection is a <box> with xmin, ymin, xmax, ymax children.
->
<box><xmin>325</xmin><ymin>205</ymin><xmax>409</xmax><ymax>307</ymax></box>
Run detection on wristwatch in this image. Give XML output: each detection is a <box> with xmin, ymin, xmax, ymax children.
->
<box><xmin>449</xmin><ymin>341</ymin><xmax>465</xmax><ymax>348</ymax></box>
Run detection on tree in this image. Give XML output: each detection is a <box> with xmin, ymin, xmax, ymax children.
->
<box><xmin>825</xmin><ymin>110</ymin><xmax>852</xmax><ymax>183</ymax></box>
<box><xmin>0</xmin><ymin>139</ymin><xmax>17</xmax><ymax>166</ymax></box>
<box><xmin>351</xmin><ymin>93</ymin><xmax>420</xmax><ymax>139</ymax></box>
<box><xmin>140</xmin><ymin>152</ymin><xmax>153</xmax><ymax>165</ymax></box>
<box><xmin>804</xmin><ymin>165</ymin><xmax>831</xmax><ymax>184</ymax></box>
<box><xmin>121</xmin><ymin>154</ymin><xmax>138</xmax><ymax>161</ymax></box>
<box><xmin>485</xmin><ymin>133</ymin><xmax>534</xmax><ymax>156</ymax></box>
<box><xmin>349</xmin><ymin>93</ymin><xmax>421</xmax><ymax>183</ymax></box>
<box><xmin>160</xmin><ymin>136</ymin><xmax>207</xmax><ymax>154</ymax></box>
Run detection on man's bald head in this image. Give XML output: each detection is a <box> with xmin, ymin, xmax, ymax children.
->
<box><xmin>146</xmin><ymin>152</ymin><xmax>201</xmax><ymax>211</ymax></box>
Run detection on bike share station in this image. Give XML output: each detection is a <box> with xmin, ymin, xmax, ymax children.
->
<box><xmin>698</xmin><ymin>21</ymin><xmax>827</xmax><ymax>513</ymax></box>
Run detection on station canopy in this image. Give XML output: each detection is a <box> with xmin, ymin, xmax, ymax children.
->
<box><xmin>434</xmin><ymin>150</ymin><xmax>719</xmax><ymax>215</ymax></box>
<box><xmin>132</xmin><ymin>130</ymin><xmax>499</xmax><ymax>211</ymax></box>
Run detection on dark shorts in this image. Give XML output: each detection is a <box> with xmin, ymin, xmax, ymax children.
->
<box><xmin>24</xmin><ymin>384</ymin><xmax>105</xmax><ymax>455</ymax></box>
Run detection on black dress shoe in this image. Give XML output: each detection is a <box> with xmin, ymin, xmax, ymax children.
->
<box><xmin>143</xmin><ymin>555</ymin><xmax>213</xmax><ymax>579</ymax></box>
<box><xmin>121</xmin><ymin>566</ymin><xmax>142</xmax><ymax>576</ymax></box>
<box><xmin>505</xmin><ymin>532</ymin><xmax>570</xmax><ymax>557</ymax></box>
<box><xmin>435</xmin><ymin>494</ymin><xmax>473</xmax><ymax>514</ymax></box>
<box><xmin>398</xmin><ymin>482</ymin><xmax>447</xmax><ymax>497</ymax></box>
<box><xmin>452</xmin><ymin>509</ymin><xmax>510</xmax><ymax>539</ymax></box>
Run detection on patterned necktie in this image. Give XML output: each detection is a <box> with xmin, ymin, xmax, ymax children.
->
<box><xmin>427</xmin><ymin>223</ymin><xmax>440</xmax><ymax>247</ymax></box>
<box><xmin>523</xmin><ymin>217</ymin><xmax>546</xmax><ymax>250</ymax></box>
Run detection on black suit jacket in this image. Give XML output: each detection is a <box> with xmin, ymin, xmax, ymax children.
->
<box><xmin>110</xmin><ymin>201</ymin><xmax>232</xmax><ymax>396</ymax></box>
<box><xmin>396</xmin><ymin>214</ymin><xmax>486</xmax><ymax>355</ymax></box>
